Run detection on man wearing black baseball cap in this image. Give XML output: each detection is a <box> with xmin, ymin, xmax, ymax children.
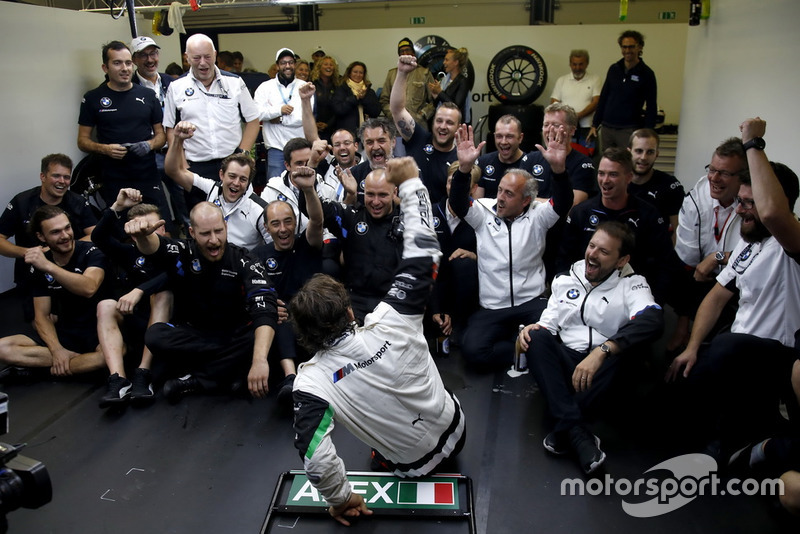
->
<box><xmin>380</xmin><ymin>37</ymin><xmax>435</xmax><ymax>132</ymax></box>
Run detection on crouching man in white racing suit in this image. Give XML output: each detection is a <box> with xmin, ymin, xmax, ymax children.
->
<box><xmin>290</xmin><ymin>156</ymin><xmax>466</xmax><ymax>526</ymax></box>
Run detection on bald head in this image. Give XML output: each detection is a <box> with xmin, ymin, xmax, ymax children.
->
<box><xmin>185</xmin><ymin>34</ymin><xmax>217</xmax><ymax>85</ymax></box>
<box><xmin>364</xmin><ymin>169</ymin><xmax>396</xmax><ymax>220</ymax></box>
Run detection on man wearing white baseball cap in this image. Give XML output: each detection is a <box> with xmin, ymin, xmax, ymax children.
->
<box><xmin>254</xmin><ymin>48</ymin><xmax>313</xmax><ymax>181</ymax></box>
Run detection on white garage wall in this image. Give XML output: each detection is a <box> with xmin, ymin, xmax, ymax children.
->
<box><xmin>0</xmin><ymin>3</ymin><xmax>180</xmax><ymax>292</ymax></box>
<box><xmin>220</xmin><ymin>23</ymin><xmax>688</xmax><ymax>133</ymax></box>
<box><xmin>676</xmin><ymin>0</ymin><xmax>800</xmax><ymax>199</ymax></box>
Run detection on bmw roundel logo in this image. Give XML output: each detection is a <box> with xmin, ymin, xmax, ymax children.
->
<box><xmin>356</xmin><ymin>221</ymin><xmax>368</xmax><ymax>234</ymax></box>
<box><xmin>532</xmin><ymin>164</ymin><xmax>544</xmax><ymax>176</ymax></box>
<box><xmin>360</xmin><ymin>179</ymin><xmax>366</xmax><ymax>191</ymax></box>
<box><xmin>185</xmin><ymin>87</ymin><xmax>195</xmax><ymax>96</ymax></box>
<box><xmin>433</xmin><ymin>216</ymin><xmax>440</xmax><ymax>228</ymax></box>
<box><xmin>494</xmin><ymin>217</ymin><xmax>501</xmax><ymax>226</ymax></box>
<box><xmin>266</xmin><ymin>258</ymin><xmax>278</xmax><ymax>270</ymax></box>
<box><xmin>135</xmin><ymin>256</ymin><xmax>146</xmax><ymax>267</ymax></box>
<box><xmin>741</xmin><ymin>249</ymin><xmax>751</xmax><ymax>261</ymax></box>
<box><xmin>589</xmin><ymin>214</ymin><xmax>599</xmax><ymax>226</ymax></box>
<box><xmin>567</xmin><ymin>288</ymin><xmax>580</xmax><ymax>299</ymax></box>
<box><xmin>277</xmin><ymin>193</ymin><xmax>287</xmax><ymax>202</ymax></box>
<box><xmin>45</xmin><ymin>273</ymin><xmax>54</xmax><ymax>283</ymax></box>
<box><xmin>191</xmin><ymin>259</ymin><xmax>202</xmax><ymax>272</ymax></box>
<box><xmin>423</xmin><ymin>144</ymin><xmax>434</xmax><ymax>155</ymax></box>
<box><xmin>100</xmin><ymin>97</ymin><xmax>112</xmax><ymax>108</ymax></box>
<box><xmin>485</xmin><ymin>165</ymin><xmax>495</xmax><ymax>176</ymax></box>
<box><xmin>213</xmin><ymin>198</ymin><xmax>222</xmax><ymax>207</ymax></box>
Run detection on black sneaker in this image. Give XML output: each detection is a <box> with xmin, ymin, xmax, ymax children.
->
<box><xmin>162</xmin><ymin>374</ymin><xmax>204</xmax><ymax>404</ymax></box>
<box><xmin>276</xmin><ymin>374</ymin><xmax>296</xmax><ymax>412</ymax></box>
<box><xmin>543</xmin><ymin>430</ymin><xmax>569</xmax><ymax>455</ymax></box>
<box><xmin>99</xmin><ymin>373</ymin><xmax>132</xmax><ymax>408</ymax></box>
<box><xmin>129</xmin><ymin>368</ymin><xmax>155</xmax><ymax>405</ymax></box>
<box><xmin>569</xmin><ymin>425</ymin><xmax>606</xmax><ymax>475</ymax></box>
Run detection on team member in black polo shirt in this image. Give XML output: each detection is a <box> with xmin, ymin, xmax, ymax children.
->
<box><xmin>0</xmin><ymin>206</ymin><xmax>107</xmax><ymax>376</ymax></box>
<box><xmin>255</xmin><ymin>166</ymin><xmax>324</xmax><ymax>378</ymax></box>
<box><xmin>77</xmin><ymin>40</ymin><xmax>169</xmax><ymax>223</ymax></box>
<box><xmin>390</xmin><ymin>54</ymin><xmax>459</xmax><ymax>204</ymax></box>
<box><xmin>475</xmin><ymin>115</ymin><xmax>528</xmax><ymax>199</ymax></box>
<box><xmin>126</xmin><ymin>202</ymin><xmax>289</xmax><ymax>403</ymax></box>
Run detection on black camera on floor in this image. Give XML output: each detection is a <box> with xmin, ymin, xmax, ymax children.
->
<box><xmin>0</xmin><ymin>392</ymin><xmax>52</xmax><ymax>533</ymax></box>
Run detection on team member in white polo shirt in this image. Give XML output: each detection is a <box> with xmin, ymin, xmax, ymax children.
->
<box><xmin>163</xmin><ymin>34</ymin><xmax>260</xmax><ymax>185</ymax></box>
<box><xmin>667</xmin><ymin>118</ymin><xmax>800</xmax><ymax>452</ymax></box>
<box><xmin>166</xmin><ymin>121</ymin><xmax>269</xmax><ymax>250</ymax></box>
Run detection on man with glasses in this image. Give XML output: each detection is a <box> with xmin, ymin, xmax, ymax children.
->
<box><xmin>588</xmin><ymin>30</ymin><xmax>657</xmax><ymax>154</ymax></box>
<box><xmin>255</xmin><ymin>48</ymin><xmax>310</xmax><ymax>181</ymax></box>
<box><xmin>666</xmin><ymin>118</ymin><xmax>800</xmax><ymax>459</ymax></box>
<box><xmin>669</xmin><ymin>138</ymin><xmax>747</xmax><ymax>350</ymax></box>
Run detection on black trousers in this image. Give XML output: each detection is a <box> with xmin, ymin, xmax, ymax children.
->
<box><xmin>145</xmin><ymin>322</ymin><xmax>254</xmax><ymax>389</ymax></box>
<box><xmin>527</xmin><ymin>328</ymin><xmax>622</xmax><ymax>433</ymax></box>
<box><xmin>460</xmin><ymin>296</ymin><xmax>547</xmax><ymax>370</ymax></box>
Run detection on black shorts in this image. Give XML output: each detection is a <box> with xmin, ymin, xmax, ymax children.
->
<box><xmin>29</xmin><ymin>325</ymin><xmax>99</xmax><ymax>354</ymax></box>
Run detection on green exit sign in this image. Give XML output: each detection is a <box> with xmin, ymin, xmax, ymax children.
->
<box><xmin>658</xmin><ymin>11</ymin><xmax>677</xmax><ymax>20</ymax></box>
<box><xmin>410</xmin><ymin>16</ymin><xmax>426</xmax><ymax>25</ymax></box>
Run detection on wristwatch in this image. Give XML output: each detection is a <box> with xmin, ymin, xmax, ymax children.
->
<box><xmin>715</xmin><ymin>251</ymin><xmax>726</xmax><ymax>265</ymax></box>
<box><xmin>742</xmin><ymin>137</ymin><xmax>766</xmax><ymax>151</ymax></box>
<box><xmin>599</xmin><ymin>342</ymin><xmax>612</xmax><ymax>355</ymax></box>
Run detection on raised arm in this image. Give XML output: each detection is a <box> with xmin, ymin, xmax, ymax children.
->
<box><xmin>741</xmin><ymin>117</ymin><xmax>800</xmax><ymax>253</ymax></box>
<box><xmin>389</xmin><ymin>55</ymin><xmax>418</xmax><ymax>141</ymax></box>
<box><xmin>299</xmin><ymin>82</ymin><xmax>321</xmax><ymax>143</ymax></box>
<box><xmin>292</xmin><ymin>163</ymin><xmax>325</xmax><ymax>249</ymax></box>
<box><xmin>449</xmin><ymin>124</ymin><xmax>485</xmax><ymax>219</ymax></box>
<box><xmin>164</xmin><ymin>121</ymin><xmax>198</xmax><ymax>190</ymax></box>
<box><xmin>381</xmin><ymin>157</ymin><xmax>441</xmax><ymax>315</ymax></box>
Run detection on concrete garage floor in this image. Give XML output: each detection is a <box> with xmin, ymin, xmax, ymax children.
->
<box><xmin>0</xmin><ymin>288</ymin><xmax>798</xmax><ymax>534</ymax></box>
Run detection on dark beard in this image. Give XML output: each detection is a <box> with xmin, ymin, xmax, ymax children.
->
<box><xmin>740</xmin><ymin>217</ymin><xmax>772</xmax><ymax>243</ymax></box>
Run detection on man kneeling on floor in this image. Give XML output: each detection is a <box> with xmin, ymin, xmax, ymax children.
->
<box><xmin>125</xmin><ymin>201</ymin><xmax>295</xmax><ymax>403</ymax></box>
<box><xmin>519</xmin><ymin>221</ymin><xmax>663</xmax><ymax>474</ymax></box>
<box><xmin>291</xmin><ymin>157</ymin><xmax>466</xmax><ymax>526</ymax></box>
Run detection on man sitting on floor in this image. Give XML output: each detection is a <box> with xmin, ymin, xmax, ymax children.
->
<box><xmin>520</xmin><ymin>222</ymin><xmax>663</xmax><ymax>474</ymax></box>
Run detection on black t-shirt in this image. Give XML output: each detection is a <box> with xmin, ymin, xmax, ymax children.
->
<box><xmin>628</xmin><ymin>169</ymin><xmax>685</xmax><ymax>222</ymax></box>
<box><xmin>403</xmin><ymin>123</ymin><xmax>457</xmax><ymax>204</ymax></box>
<box><xmin>78</xmin><ymin>83</ymin><xmax>162</xmax><ymax>184</ymax></box>
<box><xmin>520</xmin><ymin>149</ymin><xmax>596</xmax><ymax>198</ymax></box>
<box><xmin>476</xmin><ymin>151</ymin><xmax>527</xmax><ymax>199</ymax></box>
<box><xmin>254</xmin><ymin>234</ymin><xmax>322</xmax><ymax>302</ymax></box>
<box><xmin>30</xmin><ymin>240</ymin><xmax>108</xmax><ymax>332</ymax></box>
<box><xmin>0</xmin><ymin>187</ymin><xmax>97</xmax><ymax>283</ymax></box>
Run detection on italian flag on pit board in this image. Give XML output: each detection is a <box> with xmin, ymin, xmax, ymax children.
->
<box><xmin>397</xmin><ymin>481</ymin><xmax>455</xmax><ymax>505</ymax></box>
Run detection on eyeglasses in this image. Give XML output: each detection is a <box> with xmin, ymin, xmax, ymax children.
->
<box><xmin>705</xmin><ymin>165</ymin><xmax>741</xmax><ymax>179</ymax></box>
<box><xmin>278</xmin><ymin>59</ymin><xmax>295</xmax><ymax>66</ymax></box>
<box><xmin>735</xmin><ymin>196</ymin><xmax>756</xmax><ymax>210</ymax></box>
<box><xmin>137</xmin><ymin>50</ymin><xmax>159</xmax><ymax>59</ymax></box>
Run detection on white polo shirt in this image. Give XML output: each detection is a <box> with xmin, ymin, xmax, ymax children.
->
<box><xmin>550</xmin><ymin>72</ymin><xmax>601</xmax><ymax>128</ymax></box>
<box><xmin>717</xmin><ymin>235</ymin><xmax>800</xmax><ymax>347</ymax></box>
<box><xmin>164</xmin><ymin>67</ymin><xmax>259</xmax><ymax>161</ymax></box>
